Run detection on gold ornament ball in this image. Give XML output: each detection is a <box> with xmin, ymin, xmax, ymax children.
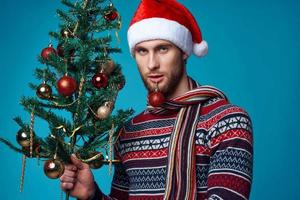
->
<box><xmin>97</xmin><ymin>102</ymin><xmax>113</xmax><ymax>119</ymax></box>
<box><xmin>44</xmin><ymin>159</ymin><xmax>65</xmax><ymax>179</ymax></box>
<box><xmin>88</xmin><ymin>153</ymin><xmax>105</xmax><ymax>169</ymax></box>
<box><xmin>103</xmin><ymin>60</ymin><xmax>115</xmax><ymax>75</ymax></box>
<box><xmin>36</xmin><ymin>83</ymin><xmax>52</xmax><ymax>99</ymax></box>
<box><xmin>16</xmin><ymin>129</ymin><xmax>34</xmax><ymax>147</ymax></box>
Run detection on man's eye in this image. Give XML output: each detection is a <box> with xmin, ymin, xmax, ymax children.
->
<box><xmin>159</xmin><ymin>46</ymin><xmax>168</xmax><ymax>53</ymax></box>
<box><xmin>136</xmin><ymin>48</ymin><xmax>147</xmax><ymax>55</ymax></box>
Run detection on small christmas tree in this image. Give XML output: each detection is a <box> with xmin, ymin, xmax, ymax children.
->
<box><xmin>0</xmin><ymin>0</ymin><xmax>133</xmax><ymax>196</ymax></box>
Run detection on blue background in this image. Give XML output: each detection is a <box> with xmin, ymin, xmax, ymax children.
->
<box><xmin>0</xmin><ymin>0</ymin><xmax>299</xmax><ymax>199</ymax></box>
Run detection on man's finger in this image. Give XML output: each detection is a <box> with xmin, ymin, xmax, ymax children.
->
<box><xmin>64</xmin><ymin>164</ymin><xmax>77</xmax><ymax>171</ymax></box>
<box><xmin>60</xmin><ymin>175</ymin><xmax>76</xmax><ymax>183</ymax></box>
<box><xmin>61</xmin><ymin>182</ymin><xmax>74</xmax><ymax>191</ymax></box>
<box><xmin>70</xmin><ymin>154</ymin><xmax>88</xmax><ymax>170</ymax></box>
<box><xmin>60</xmin><ymin>169</ymin><xmax>77</xmax><ymax>181</ymax></box>
<box><xmin>62</xmin><ymin>169</ymin><xmax>77</xmax><ymax>178</ymax></box>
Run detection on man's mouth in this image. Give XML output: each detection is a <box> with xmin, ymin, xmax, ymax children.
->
<box><xmin>148</xmin><ymin>74</ymin><xmax>164</xmax><ymax>83</ymax></box>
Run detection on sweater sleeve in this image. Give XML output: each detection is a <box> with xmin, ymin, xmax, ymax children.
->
<box><xmin>90</xmin><ymin>128</ymin><xmax>130</xmax><ymax>200</ymax></box>
<box><xmin>89</xmin><ymin>164</ymin><xmax>129</xmax><ymax>200</ymax></box>
<box><xmin>207</xmin><ymin>105</ymin><xmax>253</xmax><ymax>200</ymax></box>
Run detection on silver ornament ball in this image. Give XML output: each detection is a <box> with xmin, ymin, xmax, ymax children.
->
<box><xmin>97</xmin><ymin>102</ymin><xmax>113</xmax><ymax>119</ymax></box>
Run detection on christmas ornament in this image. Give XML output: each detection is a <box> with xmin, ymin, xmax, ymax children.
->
<box><xmin>36</xmin><ymin>82</ymin><xmax>52</xmax><ymax>99</ymax></box>
<box><xmin>20</xmin><ymin>154</ymin><xmax>26</xmax><ymax>192</ymax></box>
<box><xmin>148</xmin><ymin>91</ymin><xmax>165</xmax><ymax>107</ymax></box>
<box><xmin>92</xmin><ymin>72</ymin><xmax>109</xmax><ymax>88</ymax></box>
<box><xmin>44</xmin><ymin>159</ymin><xmax>65</xmax><ymax>179</ymax></box>
<box><xmin>108</xmin><ymin>124</ymin><xmax>114</xmax><ymax>175</ymax></box>
<box><xmin>57</xmin><ymin>74</ymin><xmax>77</xmax><ymax>96</ymax></box>
<box><xmin>86</xmin><ymin>152</ymin><xmax>105</xmax><ymax>169</ymax></box>
<box><xmin>29</xmin><ymin>109</ymin><xmax>35</xmax><ymax>158</ymax></box>
<box><xmin>60</xmin><ymin>29</ymin><xmax>73</xmax><ymax>38</ymax></box>
<box><xmin>57</xmin><ymin>43</ymin><xmax>65</xmax><ymax>57</ymax></box>
<box><xmin>104</xmin><ymin>11</ymin><xmax>118</xmax><ymax>21</ymax></box>
<box><xmin>115</xmin><ymin>30</ymin><xmax>120</xmax><ymax>44</ymax></box>
<box><xmin>102</xmin><ymin>60</ymin><xmax>115</xmax><ymax>75</ymax></box>
<box><xmin>97</xmin><ymin>101</ymin><xmax>113</xmax><ymax>119</ymax></box>
<box><xmin>41</xmin><ymin>44</ymin><xmax>56</xmax><ymax>60</ymax></box>
<box><xmin>16</xmin><ymin>129</ymin><xmax>34</xmax><ymax>147</ymax></box>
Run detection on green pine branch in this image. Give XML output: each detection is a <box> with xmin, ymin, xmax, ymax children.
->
<box><xmin>57</xmin><ymin>9</ymin><xmax>75</xmax><ymax>24</ymax></box>
<box><xmin>13</xmin><ymin>117</ymin><xmax>29</xmax><ymax>130</ymax></box>
<box><xmin>61</xmin><ymin>0</ymin><xmax>77</xmax><ymax>9</ymax></box>
<box><xmin>33</xmin><ymin>67</ymin><xmax>58</xmax><ymax>85</ymax></box>
<box><xmin>0</xmin><ymin>138</ymin><xmax>23</xmax><ymax>153</ymax></box>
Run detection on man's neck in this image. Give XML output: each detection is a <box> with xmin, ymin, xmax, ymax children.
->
<box><xmin>166</xmin><ymin>74</ymin><xmax>189</xmax><ymax>99</ymax></box>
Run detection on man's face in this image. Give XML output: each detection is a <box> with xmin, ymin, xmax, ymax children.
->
<box><xmin>134</xmin><ymin>39</ymin><xmax>188</xmax><ymax>98</ymax></box>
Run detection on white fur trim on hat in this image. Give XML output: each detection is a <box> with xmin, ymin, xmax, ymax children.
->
<box><xmin>193</xmin><ymin>40</ymin><xmax>208</xmax><ymax>57</ymax></box>
<box><xmin>127</xmin><ymin>18</ymin><xmax>193</xmax><ymax>56</ymax></box>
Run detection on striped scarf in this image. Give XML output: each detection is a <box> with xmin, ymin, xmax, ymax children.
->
<box><xmin>148</xmin><ymin>77</ymin><xmax>227</xmax><ymax>200</ymax></box>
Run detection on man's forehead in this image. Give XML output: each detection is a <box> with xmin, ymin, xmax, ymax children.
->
<box><xmin>135</xmin><ymin>39</ymin><xmax>174</xmax><ymax>49</ymax></box>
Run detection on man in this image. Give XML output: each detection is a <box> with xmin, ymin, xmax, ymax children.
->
<box><xmin>60</xmin><ymin>0</ymin><xmax>253</xmax><ymax>199</ymax></box>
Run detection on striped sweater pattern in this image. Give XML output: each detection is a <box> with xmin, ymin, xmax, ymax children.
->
<box><xmin>95</xmin><ymin>97</ymin><xmax>253</xmax><ymax>200</ymax></box>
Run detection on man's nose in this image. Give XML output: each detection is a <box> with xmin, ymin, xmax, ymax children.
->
<box><xmin>147</xmin><ymin>53</ymin><xmax>159</xmax><ymax>70</ymax></box>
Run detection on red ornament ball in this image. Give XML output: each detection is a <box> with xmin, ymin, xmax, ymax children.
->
<box><xmin>41</xmin><ymin>46</ymin><xmax>56</xmax><ymax>60</ymax></box>
<box><xmin>57</xmin><ymin>44</ymin><xmax>65</xmax><ymax>57</ymax></box>
<box><xmin>92</xmin><ymin>73</ymin><xmax>109</xmax><ymax>88</ymax></box>
<box><xmin>57</xmin><ymin>75</ymin><xmax>77</xmax><ymax>96</ymax></box>
<box><xmin>148</xmin><ymin>91</ymin><xmax>165</xmax><ymax>107</ymax></box>
<box><xmin>104</xmin><ymin>11</ymin><xmax>118</xmax><ymax>21</ymax></box>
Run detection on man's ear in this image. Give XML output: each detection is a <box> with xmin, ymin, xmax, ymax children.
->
<box><xmin>182</xmin><ymin>53</ymin><xmax>188</xmax><ymax>60</ymax></box>
<box><xmin>182</xmin><ymin>53</ymin><xmax>188</xmax><ymax>65</ymax></box>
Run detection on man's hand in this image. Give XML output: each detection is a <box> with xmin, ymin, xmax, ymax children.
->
<box><xmin>60</xmin><ymin>154</ymin><xmax>95</xmax><ymax>200</ymax></box>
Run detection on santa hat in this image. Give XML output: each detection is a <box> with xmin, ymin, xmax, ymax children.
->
<box><xmin>127</xmin><ymin>0</ymin><xmax>208</xmax><ymax>57</ymax></box>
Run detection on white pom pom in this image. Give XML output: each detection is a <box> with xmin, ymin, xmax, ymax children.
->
<box><xmin>193</xmin><ymin>40</ymin><xmax>208</xmax><ymax>57</ymax></box>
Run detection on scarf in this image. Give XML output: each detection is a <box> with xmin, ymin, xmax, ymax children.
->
<box><xmin>148</xmin><ymin>77</ymin><xmax>227</xmax><ymax>200</ymax></box>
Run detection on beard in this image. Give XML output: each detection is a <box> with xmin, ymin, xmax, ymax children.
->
<box><xmin>140</xmin><ymin>62</ymin><xmax>185</xmax><ymax>98</ymax></box>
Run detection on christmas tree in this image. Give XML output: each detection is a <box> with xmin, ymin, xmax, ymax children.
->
<box><xmin>0</xmin><ymin>0</ymin><xmax>133</xmax><ymax>195</ymax></box>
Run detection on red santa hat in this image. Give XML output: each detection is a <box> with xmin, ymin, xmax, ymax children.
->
<box><xmin>127</xmin><ymin>0</ymin><xmax>208</xmax><ymax>57</ymax></box>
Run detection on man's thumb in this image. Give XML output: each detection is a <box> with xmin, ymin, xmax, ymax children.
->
<box><xmin>70</xmin><ymin>154</ymin><xmax>87</xmax><ymax>170</ymax></box>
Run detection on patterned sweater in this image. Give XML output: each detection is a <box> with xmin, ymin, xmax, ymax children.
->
<box><xmin>92</xmin><ymin>97</ymin><xmax>253</xmax><ymax>200</ymax></box>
